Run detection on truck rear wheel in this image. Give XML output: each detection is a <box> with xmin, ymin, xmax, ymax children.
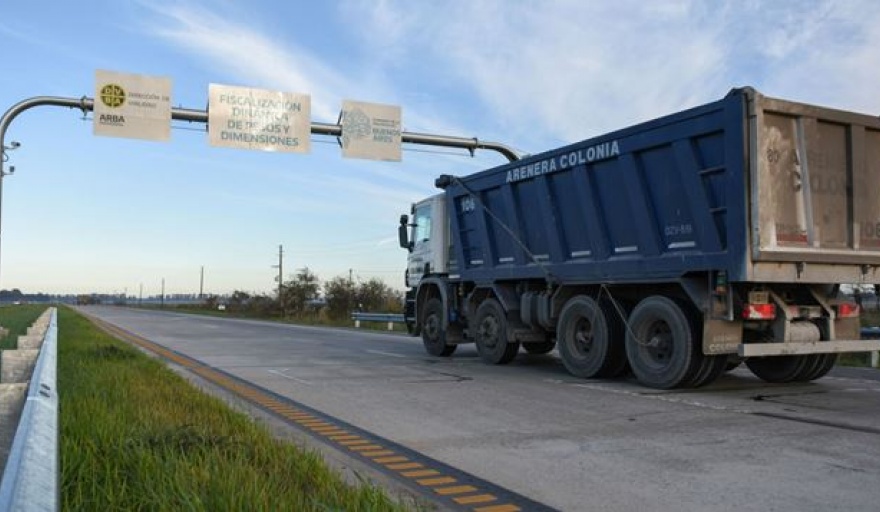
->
<box><xmin>745</xmin><ymin>355</ymin><xmax>810</xmax><ymax>383</ymax></box>
<box><xmin>625</xmin><ymin>296</ymin><xmax>699</xmax><ymax>389</ymax></box>
<box><xmin>474</xmin><ymin>298</ymin><xmax>519</xmax><ymax>364</ymax></box>
<box><xmin>421</xmin><ymin>298</ymin><xmax>456</xmax><ymax>357</ymax></box>
<box><xmin>557</xmin><ymin>296</ymin><xmax>626</xmax><ymax>378</ymax></box>
<box><xmin>688</xmin><ymin>355</ymin><xmax>727</xmax><ymax>388</ymax></box>
<box><xmin>797</xmin><ymin>353</ymin><xmax>837</xmax><ymax>381</ymax></box>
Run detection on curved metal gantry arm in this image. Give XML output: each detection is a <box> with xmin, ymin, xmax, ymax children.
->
<box><xmin>0</xmin><ymin>95</ymin><xmax>521</xmax><ymax>177</ymax></box>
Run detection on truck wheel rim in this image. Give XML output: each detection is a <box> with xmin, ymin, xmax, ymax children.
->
<box><xmin>643</xmin><ymin>320</ymin><xmax>672</xmax><ymax>368</ymax></box>
<box><xmin>479</xmin><ymin>316</ymin><xmax>500</xmax><ymax>349</ymax></box>
<box><xmin>424</xmin><ymin>314</ymin><xmax>439</xmax><ymax>341</ymax></box>
<box><xmin>573</xmin><ymin>318</ymin><xmax>594</xmax><ymax>358</ymax></box>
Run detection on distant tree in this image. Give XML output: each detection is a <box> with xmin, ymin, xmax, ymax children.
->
<box><xmin>227</xmin><ymin>290</ymin><xmax>252</xmax><ymax>312</ymax></box>
<box><xmin>249</xmin><ymin>294</ymin><xmax>277</xmax><ymax>317</ymax></box>
<box><xmin>281</xmin><ymin>268</ymin><xmax>320</xmax><ymax>316</ymax></box>
<box><xmin>202</xmin><ymin>295</ymin><xmax>219</xmax><ymax>310</ymax></box>
<box><xmin>324</xmin><ymin>276</ymin><xmax>356</xmax><ymax>320</ymax></box>
<box><xmin>0</xmin><ymin>289</ymin><xmax>23</xmax><ymax>302</ymax></box>
<box><xmin>356</xmin><ymin>278</ymin><xmax>402</xmax><ymax>312</ymax></box>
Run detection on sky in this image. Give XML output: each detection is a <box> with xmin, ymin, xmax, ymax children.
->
<box><xmin>1</xmin><ymin>0</ymin><xmax>879</xmax><ymax>297</ymax></box>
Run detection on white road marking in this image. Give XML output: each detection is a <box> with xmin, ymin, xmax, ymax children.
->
<box><xmin>267</xmin><ymin>368</ymin><xmax>312</xmax><ymax>385</ymax></box>
<box><xmin>571</xmin><ymin>382</ymin><xmax>755</xmax><ymax>414</ymax></box>
<box><xmin>365</xmin><ymin>349</ymin><xmax>408</xmax><ymax>358</ymax></box>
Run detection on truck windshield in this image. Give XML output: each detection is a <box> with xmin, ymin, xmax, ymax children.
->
<box><xmin>413</xmin><ymin>204</ymin><xmax>432</xmax><ymax>243</ymax></box>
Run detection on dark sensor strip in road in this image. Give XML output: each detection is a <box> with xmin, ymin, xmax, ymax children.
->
<box><xmin>89</xmin><ymin>317</ymin><xmax>559</xmax><ymax>512</ymax></box>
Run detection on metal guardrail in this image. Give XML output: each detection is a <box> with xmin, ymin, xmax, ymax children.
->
<box><xmin>351</xmin><ymin>312</ymin><xmax>405</xmax><ymax>330</ymax></box>
<box><xmin>0</xmin><ymin>308</ymin><xmax>58</xmax><ymax>512</ymax></box>
<box><xmin>861</xmin><ymin>327</ymin><xmax>880</xmax><ymax>368</ymax></box>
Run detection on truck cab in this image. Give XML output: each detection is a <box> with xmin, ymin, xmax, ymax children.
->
<box><xmin>400</xmin><ymin>194</ymin><xmax>448</xmax><ymax>288</ymax></box>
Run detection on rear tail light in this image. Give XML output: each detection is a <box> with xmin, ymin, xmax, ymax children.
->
<box><xmin>742</xmin><ymin>303</ymin><xmax>776</xmax><ymax>320</ymax></box>
<box><xmin>836</xmin><ymin>303</ymin><xmax>860</xmax><ymax>318</ymax></box>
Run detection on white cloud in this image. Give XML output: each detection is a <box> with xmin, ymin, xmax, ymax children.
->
<box><xmin>139</xmin><ymin>2</ymin><xmax>349</xmax><ymax>120</ymax></box>
<box><xmin>343</xmin><ymin>0</ymin><xmax>880</xmax><ymax>149</ymax></box>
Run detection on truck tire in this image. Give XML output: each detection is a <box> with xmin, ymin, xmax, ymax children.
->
<box><xmin>474</xmin><ymin>298</ymin><xmax>519</xmax><ymax>364</ymax></box>
<box><xmin>724</xmin><ymin>356</ymin><xmax>743</xmax><ymax>372</ymax></box>
<box><xmin>689</xmin><ymin>355</ymin><xmax>727</xmax><ymax>388</ymax></box>
<box><xmin>800</xmin><ymin>353</ymin><xmax>837</xmax><ymax>381</ymax></box>
<box><xmin>557</xmin><ymin>296</ymin><xmax>626</xmax><ymax>378</ymax></box>
<box><xmin>421</xmin><ymin>298</ymin><xmax>456</xmax><ymax>357</ymax></box>
<box><xmin>745</xmin><ymin>355</ymin><xmax>811</xmax><ymax>383</ymax></box>
<box><xmin>625</xmin><ymin>296</ymin><xmax>699</xmax><ymax>389</ymax></box>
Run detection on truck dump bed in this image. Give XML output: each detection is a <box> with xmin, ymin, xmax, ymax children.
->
<box><xmin>441</xmin><ymin>88</ymin><xmax>880</xmax><ymax>285</ymax></box>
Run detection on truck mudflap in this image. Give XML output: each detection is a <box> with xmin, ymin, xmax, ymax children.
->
<box><xmin>739</xmin><ymin>339</ymin><xmax>880</xmax><ymax>357</ymax></box>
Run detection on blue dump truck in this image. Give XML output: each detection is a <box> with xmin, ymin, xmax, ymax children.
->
<box><xmin>398</xmin><ymin>87</ymin><xmax>880</xmax><ymax>389</ymax></box>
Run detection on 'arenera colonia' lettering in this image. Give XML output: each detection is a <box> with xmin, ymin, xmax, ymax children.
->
<box><xmin>506</xmin><ymin>140</ymin><xmax>620</xmax><ymax>183</ymax></box>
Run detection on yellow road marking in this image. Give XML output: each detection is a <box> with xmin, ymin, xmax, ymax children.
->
<box><xmin>349</xmin><ymin>444</ymin><xmax>384</xmax><ymax>452</ymax></box>
<box><xmin>385</xmin><ymin>462</ymin><xmax>423</xmax><ymax>470</ymax></box>
<box><xmin>374</xmin><ymin>456</ymin><xmax>408</xmax><ymax>464</ymax></box>
<box><xmin>361</xmin><ymin>450</ymin><xmax>395</xmax><ymax>458</ymax></box>
<box><xmin>434</xmin><ymin>485</ymin><xmax>478</xmax><ymax>496</ymax></box>
<box><xmin>474</xmin><ymin>505</ymin><xmax>521</xmax><ymax>512</ymax></box>
<box><xmin>417</xmin><ymin>476</ymin><xmax>456</xmax><ymax>486</ymax></box>
<box><xmin>338</xmin><ymin>439</ymin><xmax>371</xmax><ymax>446</ymax></box>
<box><xmin>401</xmin><ymin>469</ymin><xmax>440</xmax><ymax>478</ymax></box>
<box><xmin>309</xmin><ymin>426</ymin><xmax>343</xmax><ymax>433</ymax></box>
<box><xmin>329</xmin><ymin>434</ymin><xmax>360</xmax><ymax>441</ymax></box>
<box><xmin>453</xmin><ymin>494</ymin><xmax>497</xmax><ymax>505</ymax></box>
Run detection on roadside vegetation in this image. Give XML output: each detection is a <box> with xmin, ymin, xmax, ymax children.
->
<box><xmin>0</xmin><ymin>303</ymin><xmax>48</xmax><ymax>349</ymax></box>
<box><xmin>150</xmin><ymin>268</ymin><xmax>408</xmax><ymax>333</ymax></box>
<box><xmin>50</xmin><ymin>306</ymin><xmax>412</xmax><ymax>511</ymax></box>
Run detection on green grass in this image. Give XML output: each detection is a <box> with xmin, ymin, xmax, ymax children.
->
<box><xmin>53</xmin><ymin>307</ymin><xmax>414</xmax><ymax>512</ymax></box>
<box><xmin>0</xmin><ymin>304</ymin><xmax>49</xmax><ymax>349</ymax></box>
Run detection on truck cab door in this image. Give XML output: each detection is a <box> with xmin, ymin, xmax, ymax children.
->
<box><xmin>406</xmin><ymin>195</ymin><xmax>447</xmax><ymax>288</ymax></box>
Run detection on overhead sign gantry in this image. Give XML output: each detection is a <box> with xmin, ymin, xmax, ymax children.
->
<box><xmin>0</xmin><ymin>69</ymin><xmax>521</xmax><ymax>285</ymax></box>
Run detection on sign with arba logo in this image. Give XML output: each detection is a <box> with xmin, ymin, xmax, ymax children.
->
<box><xmin>94</xmin><ymin>70</ymin><xmax>172</xmax><ymax>141</ymax></box>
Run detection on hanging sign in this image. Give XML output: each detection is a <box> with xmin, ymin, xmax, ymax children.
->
<box><xmin>340</xmin><ymin>100</ymin><xmax>402</xmax><ymax>161</ymax></box>
<box><xmin>94</xmin><ymin>70</ymin><xmax>172</xmax><ymax>141</ymax></box>
<box><xmin>208</xmin><ymin>84</ymin><xmax>311</xmax><ymax>153</ymax></box>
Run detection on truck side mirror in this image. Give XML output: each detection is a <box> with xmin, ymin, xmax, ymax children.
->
<box><xmin>398</xmin><ymin>214</ymin><xmax>412</xmax><ymax>252</ymax></box>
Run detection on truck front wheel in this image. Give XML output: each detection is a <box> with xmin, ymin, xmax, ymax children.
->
<box><xmin>474</xmin><ymin>298</ymin><xmax>519</xmax><ymax>364</ymax></box>
<box><xmin>421</xmin><ymin>298</ymin><xmax>456</xmax><ymax>356</ymax></box>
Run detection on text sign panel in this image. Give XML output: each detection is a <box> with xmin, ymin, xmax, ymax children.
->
<box><xmin>94</xmin><ymin>70</ymin><xmax>171</xmax><ymax>141</ymax></box>
<box><xmin>208</xmin><ymin>84</ymin><xmax>311</xmax><ymax>153</ymax></box>
<box><xmin>340</xmin><ymin>100</ymin><xmax>402</xmax><ymax>161</ymax></box>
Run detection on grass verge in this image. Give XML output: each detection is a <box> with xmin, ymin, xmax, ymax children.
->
<box><xmin>0</xmin><ymin>304</ymin><xmax>49</xmax><ymax>349</ymax></box>
<box><xmin>54</xmin><ymin>307</ymin><xmax>412</xmax><ymax>511</ymax></box>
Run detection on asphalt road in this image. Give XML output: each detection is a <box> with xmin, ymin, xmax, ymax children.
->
<box><xmin>77</xmin><ymin>306</ymin><xmax>880</xmax><ymax>512</ymax></box>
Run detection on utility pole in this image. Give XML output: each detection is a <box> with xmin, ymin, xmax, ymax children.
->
<box><xmin>161</xmin><ymin>278</ymin><xmax>165</xmax><ymax>309</ymax></box>
<box><xmin>139</xmin><ymin>283</ymin><xmax>143</xmax><ymax>306</ymax></box>
<box><xmin>272</xmin><ymin>245</ymin><xmax>284</xmax><ymax>317</ymax></box>
<box><xmin>199</xmin><ymin>266</ymin><xmax>204</xmax><ymax>299</ymax></box>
